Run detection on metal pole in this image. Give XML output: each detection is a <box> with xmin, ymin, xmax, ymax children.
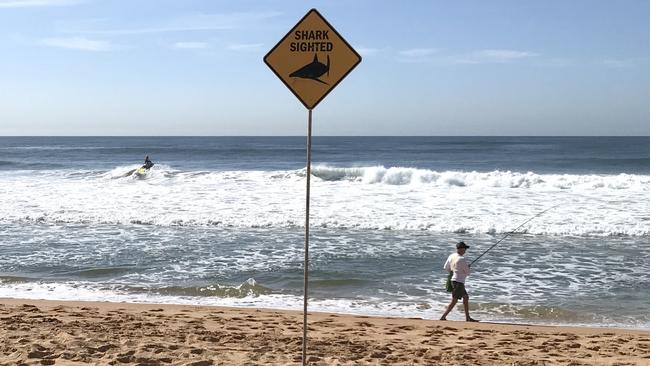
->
<box><xmin>302</xmin><ymin>108</ymin><xmax>312</xmax><ymax>366</ymax></box>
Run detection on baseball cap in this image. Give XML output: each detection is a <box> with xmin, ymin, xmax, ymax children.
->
<box><xmin>456</xmin><ymin>241</ymin><xmax>469</xmax><ymax>249</ymax></box>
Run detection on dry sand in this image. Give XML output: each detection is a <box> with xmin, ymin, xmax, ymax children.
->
<box><xmin>1</xmin><ymin>298</ymin><xmax>649</xmax><ymax>365</ymax></box>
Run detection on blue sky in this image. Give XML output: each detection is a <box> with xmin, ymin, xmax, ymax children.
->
<box><xmin>1</xmin><ymin>0</ymin><xmax>648</xmax><ymax>136</ymax></box>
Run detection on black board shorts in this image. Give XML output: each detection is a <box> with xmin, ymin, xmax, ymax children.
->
<box><xmin>451</xmin><ymin>281</ymin><xmax>468</xmax><ymax>299</ymax></box>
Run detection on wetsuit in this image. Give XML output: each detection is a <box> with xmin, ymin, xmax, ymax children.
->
<box><xmin>143</xmin><ymin>157</ymin><xmax>154</xmax><ymax>169</ymax></box>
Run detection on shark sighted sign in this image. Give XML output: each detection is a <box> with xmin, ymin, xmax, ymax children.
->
<box><xmin>264</xmin><ymin>9</ymin><xmax>361</xmax><ymax>110</ymax></box>
<box><xmin>264</xmin><ymin>9</ymin><xmax>361</xmax><ymax>366</ymax></box>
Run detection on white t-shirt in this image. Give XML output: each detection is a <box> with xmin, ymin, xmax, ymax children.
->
<box><xmin>443</xmin><ymin>252</ymin><xmax>470</xmax><ymax>283</ymax></box>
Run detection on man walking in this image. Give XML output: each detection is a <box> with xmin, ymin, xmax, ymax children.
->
<box><xmin>440</xmin><ymin>241</ymin><xmax>478</xmax><ymax>322</ymax></box>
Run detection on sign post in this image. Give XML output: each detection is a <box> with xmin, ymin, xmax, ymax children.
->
<box><xmin>264</xmin><ymin>8</ymin><xmax>361</xmax><ymax>366</ymax></box>
<box><xmin>303</xmin><ymin>108</ymin><xmax>312</xmax><ymax>363</ymax></box>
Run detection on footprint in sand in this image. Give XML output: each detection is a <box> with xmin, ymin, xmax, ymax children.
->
<box><xmin>426</xmin><ymin>329</ymin><xmax>444</xmax><ymax>336</ymax></box>
<box><xmin>396</xmin><ymin>325</ymin><xmax>415</xmax><ymax>331</ymax></box>
<box><xmin>187</xmin><ymin>361</ymin><xmax>213</xmax><ymax>366</ymax></box>
<box><xmin>458</xmin><ymin>335</ymin><xmax>477</xmax><ymax>340</ymax></box>
<box><xmin>27</xmin><ymin>345</ymin><xmax>54</xmax><ymax>359</ymax></box>
<box><xmin>20</xmin><ymin>304</ymin><xmax>41</xmax><ymax>312</ymax></box>
<box><xmin>472</xmin><ymin>329</ymin><xmax>494</xmax><ymax>334</ymax></box>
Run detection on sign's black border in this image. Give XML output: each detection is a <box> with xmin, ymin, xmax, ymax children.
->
<box><xmin>263</xmin><ymin>8</ymin><xmax>362</xmax><ymax>110</ymax></box>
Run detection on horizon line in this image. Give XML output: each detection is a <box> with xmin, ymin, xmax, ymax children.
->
<box><xmin>0</xmin><ymin>135</ymin><xmax>649</xmax><ymax>138</ymax></box>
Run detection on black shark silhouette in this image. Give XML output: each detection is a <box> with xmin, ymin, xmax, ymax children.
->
<box><xmin>289</xmin><ymin>53</ymin><xmax>330</xmax><ymax>85</ymax></box>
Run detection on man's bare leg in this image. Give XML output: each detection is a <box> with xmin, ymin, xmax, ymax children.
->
<box><xmin>463</xmin><ymin>295</ymin><xmax>478</xmax><ymax>322</ymax></box>
<box><xmin>440</xmin><ymin>297</ymin><xmax>458</xmax><ymax>320</ymax></box>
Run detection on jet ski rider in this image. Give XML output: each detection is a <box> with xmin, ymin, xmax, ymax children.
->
<box><xmin>143</xmin><ymin>155</ymin><xmax>154</xmax><ymax>169</ymax></box>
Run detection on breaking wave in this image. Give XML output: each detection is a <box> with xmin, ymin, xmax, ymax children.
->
<box><xmin>1</xmin><ymin>165</ymin><xmax>648</xmax><ymax>237</ymax></box>
<box><xmin>311</xmin><ymin>165</ymin><xmax>650</xmax><ymax>189</ymax></box>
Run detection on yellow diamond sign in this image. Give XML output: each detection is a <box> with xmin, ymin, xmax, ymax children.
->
<box><xmin>264</xmin><ymin>9</ymin><xmax>362</xmax><ymax>110</ymax></box>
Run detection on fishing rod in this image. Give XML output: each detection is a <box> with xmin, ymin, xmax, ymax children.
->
<box><xmin>470</xmin><ymin>203</ymin><xmax>561</xmax><ymax>266</ymax></box>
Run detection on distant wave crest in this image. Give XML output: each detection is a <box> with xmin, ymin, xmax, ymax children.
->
<box><xmin>311</xmin><ymin>165</ymin><xmax>650</xmax><ymax>189</ymax></box>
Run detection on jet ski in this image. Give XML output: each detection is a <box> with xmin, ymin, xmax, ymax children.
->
<box><xmin>134</xmin><ymin>166</ymin><xmax>149</xmax><ymax>176</ymax></box>
<box><xmin>124</xmin><ymin>157</ymin><xmax>154</xmax><ymax>178</ymax></box>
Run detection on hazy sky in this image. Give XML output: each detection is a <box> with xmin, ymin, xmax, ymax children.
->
<box><xmin>1</xmin><ymin>0</ymin><xmax>648</xmax><ymax>136</ymax></box>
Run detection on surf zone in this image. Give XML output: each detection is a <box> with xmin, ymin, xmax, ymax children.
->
<box><xmin>289</xmin><ymin>30</ymin><xmax>333</xmax><ymax>52</ymax></box>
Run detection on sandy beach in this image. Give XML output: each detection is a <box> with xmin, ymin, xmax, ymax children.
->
<box><xmin>0</xmin><ymin>299</ymin><xmax>649</xmax><ymax>365</ymax></box>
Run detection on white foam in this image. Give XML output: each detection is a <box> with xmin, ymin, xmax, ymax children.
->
<box><xmin>312</xmin><ymin>165</ymin><xmax>650</xmax><ymax>189</ymax></box>
<box><xmin>1</xmin><ymin>281</ymin><xmax>645</xmax><ymax>329</ymax></box>
<box><xmin>1</xmin><ymin>166</ymin><xmax>649</xmax><ymax>237</ymax></box>
<box><xmin>0</xmin><ymin>279</ymin><xmax>494</xmax><ymax>322</ymax></box>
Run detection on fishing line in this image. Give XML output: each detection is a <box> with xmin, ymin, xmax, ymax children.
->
<box><xmin>467</xmin><ymin>190</ymin><xmax>639</xmax><ymax>266</ymax></box>
<box><xmin>470</xmin><ymin>203</ymin><xmax>562</xmax><ymax>267</ymax></box>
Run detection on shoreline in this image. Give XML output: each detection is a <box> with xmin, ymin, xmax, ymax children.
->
<box><xmin>2</xmin><ymin>298</ymin><xmax>650</xmax><ymax>365</ymax></box>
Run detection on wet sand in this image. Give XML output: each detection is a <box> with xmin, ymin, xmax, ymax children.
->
<box><xmin>1</xmin><ymin>298</ymin><xmax>649</xmax><ymax>365</ymax></box>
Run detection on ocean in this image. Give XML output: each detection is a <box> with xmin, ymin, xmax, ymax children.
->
<box><xmin>1</xmin><ymin>136</ymin><xmax>649</xmax><ymax>329</ymax></box>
